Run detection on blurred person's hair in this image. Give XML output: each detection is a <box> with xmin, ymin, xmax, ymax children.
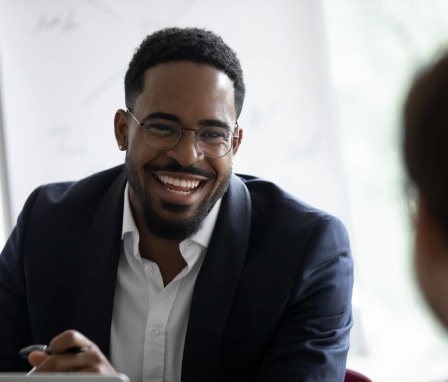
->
<box><xmin>403</xmin><ymin>52</ymin><xmax>448</xmax><ymax>238</ymax></box>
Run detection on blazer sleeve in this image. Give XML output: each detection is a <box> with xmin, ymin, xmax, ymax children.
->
<box><xmin>256</xmin><ymin>214</ymin><xmax>353</xmax><ymax>382</ymax></box>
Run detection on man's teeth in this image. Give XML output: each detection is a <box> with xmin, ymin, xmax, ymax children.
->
<box><xmin>157</xmin><ymin>175</ymin><xmax>200</xmax><ymax>189</ymax></box>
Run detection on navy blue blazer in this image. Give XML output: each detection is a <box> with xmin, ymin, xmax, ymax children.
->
<box><xmin>0</xmin><ymin>165</ymin><xmax>353</xmax><ymax>381</ymax></box>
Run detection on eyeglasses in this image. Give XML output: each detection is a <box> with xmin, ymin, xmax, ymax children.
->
<box><xmin>126</xmin><ymin>109</ymin><xmax>238</xmax><ymax>159</ymax></box>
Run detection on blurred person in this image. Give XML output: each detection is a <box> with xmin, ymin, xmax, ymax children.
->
<box><xmin>403</xmin><ymin>51</ymin><xmax>448</xmax><ymax>328</ymax></box>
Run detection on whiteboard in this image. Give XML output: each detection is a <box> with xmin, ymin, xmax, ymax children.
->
<box><xmin>0</xmin><ymin>0</ymin><xmax>350</xmax><ymax>233</ymax></box>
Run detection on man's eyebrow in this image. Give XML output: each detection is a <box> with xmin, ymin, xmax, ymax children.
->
<box><xmin>198</xmin><ymin>119</ymin><xmax>231</xmax><ymax>129</ymax></box>
<box><xmin>143</xmin><ymin>112</ymin><xmax>181</xmax><ymax>123</ymax></box>
<box><xmin>143</xmin><ymin>113</ymin><xmax>231</xmax><ymax>129</ymax></box>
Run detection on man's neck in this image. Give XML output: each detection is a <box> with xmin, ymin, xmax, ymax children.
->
<box><xmin>138</xmin><ymin>231</ymin><xmax>187</xmax><ymax>286</ymax></box>
<box><xmin>127</xmin><ymin>189</ymin><xmax>188</xmax><ymax>285</ymax></box>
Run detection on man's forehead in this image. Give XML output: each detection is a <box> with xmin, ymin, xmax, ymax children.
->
<box><xmin>143</xmin><ymin>61</ymin><xmax>233</xmax><ymax>85</ymax></box>
<box><xmin>134</xmin><ymin>61</ymin><xmax>236</xmax><ymax>120</ymax></box>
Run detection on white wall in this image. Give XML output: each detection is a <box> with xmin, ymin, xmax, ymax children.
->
<box><xmin>323</xmin><ymin>1</ymin><xmax>448</xmax><ymax>381</ymax></box>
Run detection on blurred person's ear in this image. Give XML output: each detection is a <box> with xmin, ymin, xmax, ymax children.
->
<box><xmin>414</xmin><ymin>196</ymin><xmax>447</xmax><ymax>262</ymax></box>
<box><xmin>414</xmin><ymin>194</ymin><xmax>448</xmax><ymax>328</ymax></box>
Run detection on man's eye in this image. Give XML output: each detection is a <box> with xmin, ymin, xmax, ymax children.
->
<box><xmin>200</xmin><ymin>128</ymin><xmax>229</xmax><ymax>139</ymax></box>
<box><xmin>145</xmin><ymin>124</ymin><xmax>177</xmax><ymax>135</ymax></box>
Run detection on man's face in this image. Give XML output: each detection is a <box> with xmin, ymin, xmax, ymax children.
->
<box><xmin>117</xmin><ymin>61</ymin><xmax>242</xmax><ymax>240</ymax></box>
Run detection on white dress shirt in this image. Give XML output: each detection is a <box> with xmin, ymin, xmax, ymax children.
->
<box><xmin>110</xmin><ymin>183</ymin><xmax>221</xmax><ymax>382</ymax></box>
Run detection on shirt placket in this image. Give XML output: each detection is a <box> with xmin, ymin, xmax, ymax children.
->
<box><xmin>142</xmin><ymin>261</ymin><xmax>183</xmax><ymax>382</ymax></box>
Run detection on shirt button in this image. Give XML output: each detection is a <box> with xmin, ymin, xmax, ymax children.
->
<box><xmin>150</xmin><ymin>329</ymin><xmax>160</xmax><ymax>338</ymax></box>
<box><xmin>145</xmin><ymin>265</ymin><xmax>154</xmax><ymax>274</ymax></box>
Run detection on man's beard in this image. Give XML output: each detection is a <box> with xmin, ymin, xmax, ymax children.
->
<box><xmin>125</xmin><ymin>156</ymin><xmax>231</xmax><ymax>241</ymax></box>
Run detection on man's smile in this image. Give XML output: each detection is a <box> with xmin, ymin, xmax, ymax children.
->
<box><xmin>148</xmin><ymin>170</ymin><xmax>212</xmax><ymax>207</ymax></box>
<box><xmin>156</xmin><ymin>175</ymin><xmax>201</xmax><ymax>195</ymax></box>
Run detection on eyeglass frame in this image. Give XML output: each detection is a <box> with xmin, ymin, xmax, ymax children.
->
<box><xmin>126</xmin><ymin>108</ymin><xmax>239</xmax><ymax>159</ymax></box>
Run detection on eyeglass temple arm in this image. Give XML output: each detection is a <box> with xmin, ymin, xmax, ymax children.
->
<box><xmin>126</xmin><ymin>108</ymin><xmax>144</xmax><ymax>126</ymax></box>
<box><xmin>233</xmin><ymin>121</ymin><xmax>240</xmax><ymax>139</ymax></box>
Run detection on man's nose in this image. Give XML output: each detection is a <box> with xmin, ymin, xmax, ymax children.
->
<box><xmin>165</xmin><ymin>129</ymin><xmax>203</xmax><ymax>166</ymax></box>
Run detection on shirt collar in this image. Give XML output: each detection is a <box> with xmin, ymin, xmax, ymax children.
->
<box><xmin>122</xmin><ymin>183</ymin><xmax>138</xmax><ymax>239</ymax></box>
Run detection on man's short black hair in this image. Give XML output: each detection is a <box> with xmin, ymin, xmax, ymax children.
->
<box><xmin>124</xmin><ymin>27</ymin><xmax>245</xmax><ymax>118</ymax></box>
<box><xmin>403</xmin><ymin>52</ymin><xmax>448</xmax><ymax>235</ymax></box>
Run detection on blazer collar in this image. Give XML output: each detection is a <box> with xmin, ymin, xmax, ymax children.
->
<box><xmin>73</xmin><ymin>170</ymin><xmax>127</xmax><ymax>355</ymax></box>
<box><xmin>182</xmin><ymin>173</ymin><xmax>252</xmax><ymax>382</ymax></box>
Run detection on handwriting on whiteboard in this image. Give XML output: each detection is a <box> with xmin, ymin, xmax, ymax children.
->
<box><xmin>26</xmin><ymin>0</ymin><xmax>121</xmax><ymax>34</ymax></box>
<box><xmin>34</xmin><ymin>10</ymin><xmax>79</xmax><ymax>33</ymax></box>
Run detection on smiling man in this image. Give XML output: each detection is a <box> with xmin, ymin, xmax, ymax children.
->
<box><xmin>0</xmin><ymin>27</ymin><xmax>354</xmax><ymax>382</ymax></box>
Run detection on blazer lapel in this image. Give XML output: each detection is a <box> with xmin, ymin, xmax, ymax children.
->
<box><xmin>73</xmin><ymin>172</ymin><xmax>127</xmax><ymax>356</ymax></box>
<box><xmin>182</xmin><ymin>174</ymin><xmax>252</xmax><ymax>382</ymax></box>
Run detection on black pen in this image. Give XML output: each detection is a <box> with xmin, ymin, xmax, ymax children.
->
<box><xmin>19</xmin><ymin>344</ymin><xmax>89</xmax><ymax>375</ymax></box>
<box><xmin>19</xmin><ymin>344</ymin><xmax>88</xmax><ymax>358</ymax></box>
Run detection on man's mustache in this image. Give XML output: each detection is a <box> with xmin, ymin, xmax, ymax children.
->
<box><xmin>144</xmin><ymin>161</ymin><xmax>215</xmax><ymax>179</ymax></box>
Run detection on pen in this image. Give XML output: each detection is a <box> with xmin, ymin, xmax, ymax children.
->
<box><xmin>19</xmin><ymin>344</ymin><xmax>88</xmax><ymax>358</ymax></box>
<box><xmin>18</xmin><ymin>344</ymin><xmax>89</xmax><ymax>375</ymax></box>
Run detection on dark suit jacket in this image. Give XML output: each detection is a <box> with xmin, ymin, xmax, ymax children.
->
<box><xmin>0</xmin><ymin>165</ymin><xmax>353</xmax><ymax>381</ymax></box>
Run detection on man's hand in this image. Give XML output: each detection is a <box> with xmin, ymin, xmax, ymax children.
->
<box><xmin>28</xmin><ymin>330</ymin><xmax>117</xmax><ymax>374</ymax></box>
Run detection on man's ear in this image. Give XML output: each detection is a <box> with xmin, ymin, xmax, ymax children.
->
<box><xmin>114</xmin><ymin>109</ymin><xmax>129</xmax><ymax>151</ymax></box>
<box><xmin>232</xmin><ymin>124</ymin><xmax>243</xmax><ymax>155</ymax></box>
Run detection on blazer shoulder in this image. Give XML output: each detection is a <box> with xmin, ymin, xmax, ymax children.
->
<box><xmin>28</xmin><ymin>165</ymin><xmax>125</xmax><ymax>208</ymax></box>
<box><xmin>15</xmin><ymin>165</ymin><xmax>125</xmax><ymax>235</ymax></box>
<box><xmin>233</xmin><ymin>173</ymin><xmax>351</xmax><ymax>260</ymax></box>
<box><xmin>234</xmin><ymin>173</ymin><xmax>332</xmax><ymax>223</ymax></box>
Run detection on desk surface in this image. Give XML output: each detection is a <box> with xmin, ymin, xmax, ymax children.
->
<box><xmin>0</xmin><ymin>373</ymin><xmax>129</xmax><ymax>382</ymax></box>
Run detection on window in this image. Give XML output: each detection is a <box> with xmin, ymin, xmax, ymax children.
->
<box><xmin>323</xmin><ymin>1</ymin><xmax>448</xmax><ymax>380</ymax></box>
